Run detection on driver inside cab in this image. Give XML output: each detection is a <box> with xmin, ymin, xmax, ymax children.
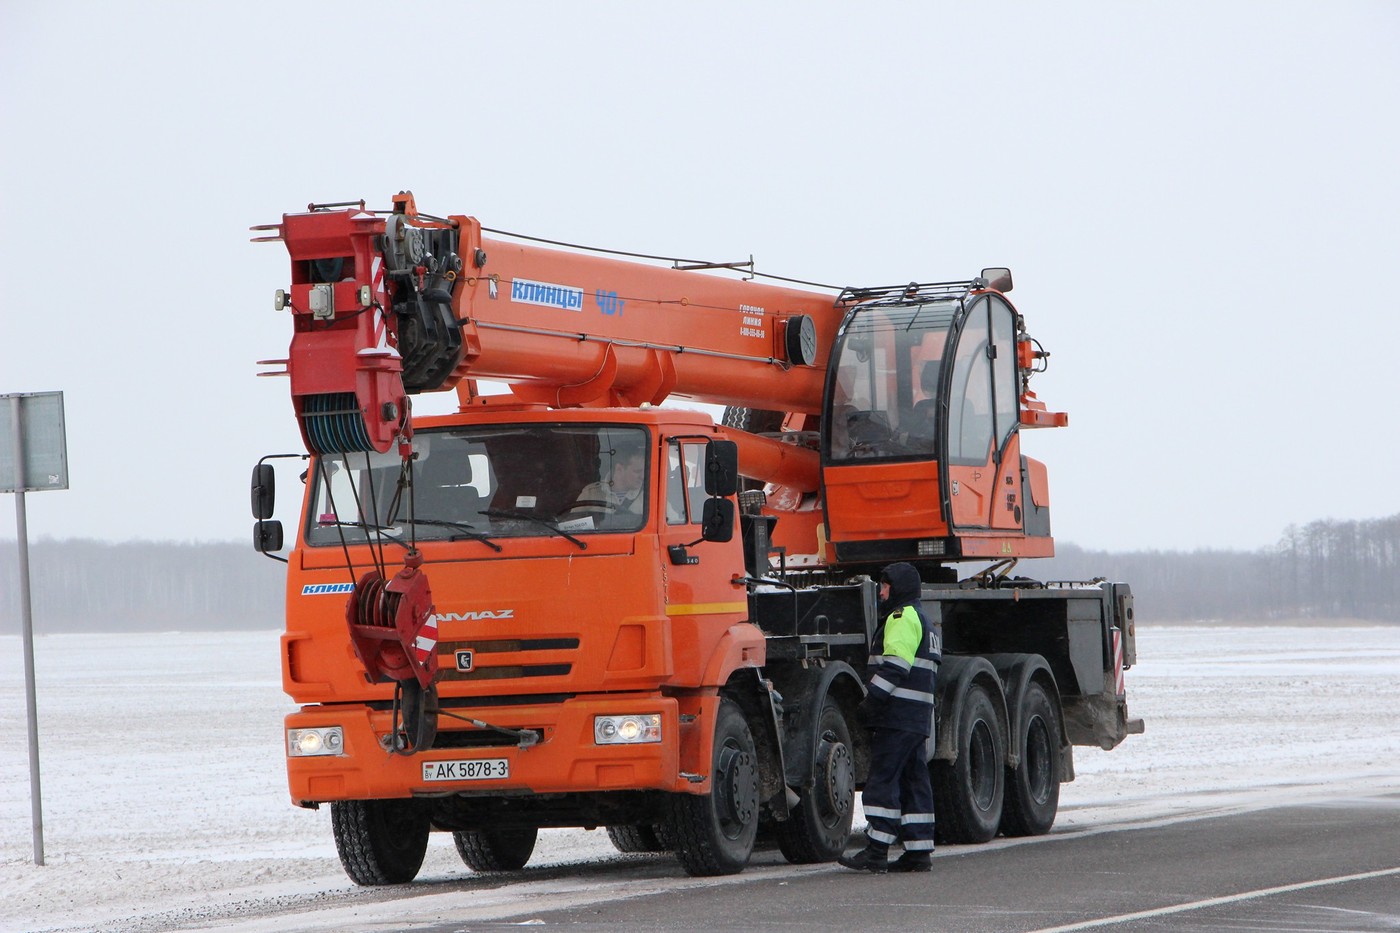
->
<box><xmin>568</xmin><ymin>449</ymin><xmax>645</xmax><ymax>518</ymax></box>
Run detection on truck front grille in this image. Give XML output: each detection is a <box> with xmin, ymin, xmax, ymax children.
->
<box><xmin>437</xmin><ymin>636</ymin><xmax>580</xmax><ymax>682</ymax></box>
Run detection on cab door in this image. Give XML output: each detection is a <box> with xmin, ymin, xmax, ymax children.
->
<box><xmin>660</xmin><ymin>436</ymin><xmax>749</xmax><ymax>681</ymax></box>
<box><xmin>944</xmin><ymin>295</ymin><xmax>1023</xmax><ymax>532</ymax></box>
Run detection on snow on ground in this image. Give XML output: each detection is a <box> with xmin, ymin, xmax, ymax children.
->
<box><xmin>2</xmin><ymin>624</ymin><xmax>1399</xmax><ymax>932</ymax></box>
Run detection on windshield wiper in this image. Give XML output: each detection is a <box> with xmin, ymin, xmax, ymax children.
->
<box><xmin>317</xmin><ymin>520</ymin><xmax>411</xmax><ymax>549</ymax></box>
<box><xmin>481</xmin><ymin>508</ymin><xmax>588</xmax><ymax>550</ymax></box>
<box><xmin>398</xmin><ymin>517</ymin><xmax>503</xmax><ymax>552</ymax></box>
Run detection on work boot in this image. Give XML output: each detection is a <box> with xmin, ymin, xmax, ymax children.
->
<box><xmin>837</xmin><ymin>845</ymin><xmax>888</xmax><ymax>873</ymax></box>
<box><xmin>888</xmin><ymin>851</ymin><xmax>932</xmax><ymax>873</ymax></box>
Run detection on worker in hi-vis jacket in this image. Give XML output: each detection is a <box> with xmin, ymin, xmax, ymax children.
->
<box><xmin>839</xmin><ymin>561</ymin><xmax>941</xmax><ymax>873</ymax></box>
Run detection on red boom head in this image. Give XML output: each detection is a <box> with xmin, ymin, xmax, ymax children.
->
<box><xmin>279</xmin><ymin>207</ymin><xmax>406</xmax><ymax>453</ymax></box>
<box><xmin>264</xmin><ymin>196</ymin><xmax>466</xmax><ymax>454</ymax></box>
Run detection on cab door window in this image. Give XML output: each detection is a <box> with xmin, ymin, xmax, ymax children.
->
<box><xmin>947</xmin><ymin>295</ymin><xmax>1020</xmax><ymax>468</ymax></box>
<box><xmin>989</xmin><ymin>296</ymin><xmax>1019</xmax><ymax>453</ymax></box>
<box><xmin>666</xmin><ymin>440</ymin><xmax>706</xmax><ymax>525</ymax></box>
<box><xmin>947</xmin><ymin>301</ymin><xmax>994</xmax><ymax>465</ymax></box>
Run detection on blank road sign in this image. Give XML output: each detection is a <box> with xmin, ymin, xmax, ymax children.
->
<box><xmin>1</xmin><ymin>391</ymin><xmax>69</xmax><ymax>493</ymax></box>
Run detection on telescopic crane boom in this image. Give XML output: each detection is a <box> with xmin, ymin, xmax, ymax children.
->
<box><xmin>255</xmin><ymin>191</ymin><xmax>1064</xmax><ymax>562</ymax></box>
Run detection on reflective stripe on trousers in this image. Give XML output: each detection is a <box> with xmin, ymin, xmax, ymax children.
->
<box><xmin>862</xmin><ymin>727</ymin><xmax>936</xmax><ymax>852</ymax></box>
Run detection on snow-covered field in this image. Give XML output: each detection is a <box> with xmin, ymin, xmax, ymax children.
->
<box><xmin>3</xmin><ymin>624</ymin><xmax>1399</xmax><ymax>933</ymax></box>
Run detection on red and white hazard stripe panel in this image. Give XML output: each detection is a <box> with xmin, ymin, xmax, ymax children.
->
<box><xmin>414</xmin><ymin>617</ymin><xmax>438</xmax><ymax>666</ymax></box>
<box><xmin>366</xmin><ymin>255</ymin><xmax>397</xmax><ymax>355</ymax></box>
<box><xmin>1111</xmin><ymin>629</ymin><xmax>1125</xmax><ymax>697</ymax></box>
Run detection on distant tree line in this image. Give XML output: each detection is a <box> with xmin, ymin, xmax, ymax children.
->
<box><xmin>0</xmin><ymin>539</ymin><xmax>285</xmax><ymax>634</ymax></box>
<box><xmin>3</xmin><ymin>514</ymin><xmax>1397</xmax><ymax>633</ymax></box>
<box><xmin>1036</xmin><ymin>514</ymin><xmax>1400</xmax><ymax>623</ymax></box>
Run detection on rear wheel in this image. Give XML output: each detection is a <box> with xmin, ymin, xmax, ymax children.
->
<box><xmin>776</xmin><ymin>698</ymin><xmax>855</xmax><ymax>863</ymax></box>
<box><xmin>1000</xmin><ymin>679</ymin><xmax>1062</xmax><ymax>836</ymax></box>
<box><xmin>931</xmin><ymin>683</ymin><xmax>1005</xmax><ymax>844</ymax></box>
<box><xmin>331</xmin><ymin>799</ymin><xmax>430</xmax><ymax>885</ymax></box>
<box><xmin>666</xmin><ymin>698</ymin><xmax>760</xmax><ymax>875</ymax></box>
<box><xmin>453</xmin><ymin>826</ymin><xmax>538</xmax><ymax>872</ymax></box>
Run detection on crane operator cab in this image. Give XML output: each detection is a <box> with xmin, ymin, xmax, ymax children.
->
<box><xmin>819</xmin><ymin>270</ymin><xmax>1064</xmax><ymax>569</ymax></box>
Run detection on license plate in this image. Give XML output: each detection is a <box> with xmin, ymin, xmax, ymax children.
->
<box><xmin>421</xmin><ymin>758</ymin><xmax>510</xmax><ymax>782</ymax></box>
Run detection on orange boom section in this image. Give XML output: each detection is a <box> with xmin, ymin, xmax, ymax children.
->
<box><xmin>450</xmin><ymin>227</ymin><xmax>834</xmax><ymax>414</ymax></box>
<box><xmin>256</xmin><ymin>193</ymin><xmax>841</xmax><ymax>461</ymax></box>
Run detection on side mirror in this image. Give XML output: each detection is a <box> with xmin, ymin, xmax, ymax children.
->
<box><xmin>979</xmin><ymin>267</ymin><xmax>1013</xmax><ymax>293</ymax></box>
<box><xmin>704</xmin><ymin>440</ymin><xmax>739</xmax><ymax>497</ymax></box>
<box><xmin>252</xmin><ymin>463</ymin><xmax>276</xmax><ymax>520</ymax></box>
<box><xmin>699</xmin><ymin>497</ymin><xmax>735</xmax><ymax>543</ymax></box>
<box><xmin>253</xmin><ymin>519</ymin><xmax>284</xmax><ymax>553</ymax></box>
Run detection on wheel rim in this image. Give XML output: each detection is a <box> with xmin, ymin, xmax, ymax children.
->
<box><xmin>1024</xmin><ymin>714</ymin><xmax>1053</xmax><ymax>805</ymax></box>
<box><xmin>815</xmin><ymin>734</ymin><xmax>854</xmax><ymax>823</ymax></box>
<box><xmin>968</xmin><ymin>719</ymin><xmax>998</xmax><ymax>811</ymax></box>
<box><xmin>716</xmin><ymin>741</ymin><xmax>758</xmax><ymax>839</ymax></box>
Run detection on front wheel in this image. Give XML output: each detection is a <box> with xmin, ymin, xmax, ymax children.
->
<box><xmin>666</xmin><ymin>698</ymin><xmax>760</xmax><ymax>875</ymax></box>
<box><xmin>606</xmin><ymin>823</ymin><xmax>670</xmax><ymax>853</ymax></box>
<box><xmin>453</xmin><ymin>826</ymin><xmax>538</xmax><ymax>872</ymax></box>
<box><xmin>331</xmin><ymin>799</ymin><xmax>430</xmax><ymax>885</ymax></box>
<box><xmin>931</xmin><ymin>683</ymin><xmax>1005</xmax><ymax>844</ymax></box>
<box><xmin>775</xmin><ymin>698</ymin><xmax>855</xmax><ymax>863</ymax></box>
<box><xmin>1000</xmin><ymin>679</ymin><xmax>1062</xmax><ymax>836</ymax></box>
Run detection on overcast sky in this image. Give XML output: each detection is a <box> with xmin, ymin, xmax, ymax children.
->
<box><xmin>2</xmin><ymin>2</ymin><xmax>1396</xmax><ymax>553</ymax></box>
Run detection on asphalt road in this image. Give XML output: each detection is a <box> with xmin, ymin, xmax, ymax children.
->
<box><xmin>413</xmin><ymin>795</ymin><xmax>1400</xmax><ymax>933</ymax></box>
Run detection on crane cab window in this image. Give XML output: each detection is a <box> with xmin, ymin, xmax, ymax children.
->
<box><xmin>825</xmin><ymin>296</ymin><xmax>1021</xmax><ymax>465</ymax></box>
<box><xmin>825</xmin><ymin>301</ymin><xmax>957</xmax><ymax>461</ymax></box>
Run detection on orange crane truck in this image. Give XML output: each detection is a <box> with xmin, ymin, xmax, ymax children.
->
<box><xmin>249</xmin><ymin>192</ymin><xmax>1142</xmax><ymax>883</ymax></box>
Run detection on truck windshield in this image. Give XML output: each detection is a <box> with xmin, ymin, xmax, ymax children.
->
<box><xmin>305</xmin><ymin>424</ymin><xmax>650</xmax><ymax>547</ymax></box>
<box><xmin>825</xmin><ymin>301</ymin><xmax>958</xmax><ymax>461</ymax></box>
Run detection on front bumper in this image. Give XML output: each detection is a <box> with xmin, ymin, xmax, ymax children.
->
<box><xmin>286</xmin><ymin>694</ymin><xmax>684</xmax><ymax>804</ymax></box>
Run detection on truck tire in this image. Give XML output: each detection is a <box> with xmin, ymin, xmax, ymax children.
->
<box><xmin>331</xmin><ymin>799</ymin><xmax>430</xmax><ymax>885</ymax></box>
<box><xmin>666</xmin><ymin>698</ymin><xmax>760</xmax><ymax>875</ymax></box>
<box><xmin>1000</xmin><ymin>679</ymin><xmax>1062</xmax><ymax>837</ymax></box>
<box><xmin>931</xmin><ymin>683</ymin><xmax>1005</xmax><ymax>844</ymax></box>
<box><xmin>722</xmin><ymin>408</ymin><xmax>786</xmax><ymax>491</ymax></box>
<box><xmin>453</xmin><ymin>826</ymin><xmax>538</xmax><ymax>872</ymax></box>
<box><xmin>775</xmin><ymin>698</ymin><xmax>855</xmax><ymax>863</ymax></box>
<box><xmin>721</xmin><ymin>407</ymin><xmax>786</xmax><ymax>436</ymax></box>
<box><xmin>606</xmin><ymin>823</ymin><xmax>669</xmax><ymax>853</ymax></box>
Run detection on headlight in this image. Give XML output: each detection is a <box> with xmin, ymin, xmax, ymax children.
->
<box><xmin>594</xmin><ymin>714</ymin><xmax>662</xmax><ymax>745</ymax></box>
<box><xmin>288</xmin><ymin>726</ymin><xmax>345</xmax><ymax>757</ymax></box>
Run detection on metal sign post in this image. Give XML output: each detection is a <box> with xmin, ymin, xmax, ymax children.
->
<box><xmin>2</xmin><ymin>391</ymin><xmax>69</xmax><ymax>867</ymax></box>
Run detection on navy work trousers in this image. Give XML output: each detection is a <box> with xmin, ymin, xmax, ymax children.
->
<box><xmin>861</xmin><ymin>727</ymin><xmax>936</xmax><ymax>852</ymax></box>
